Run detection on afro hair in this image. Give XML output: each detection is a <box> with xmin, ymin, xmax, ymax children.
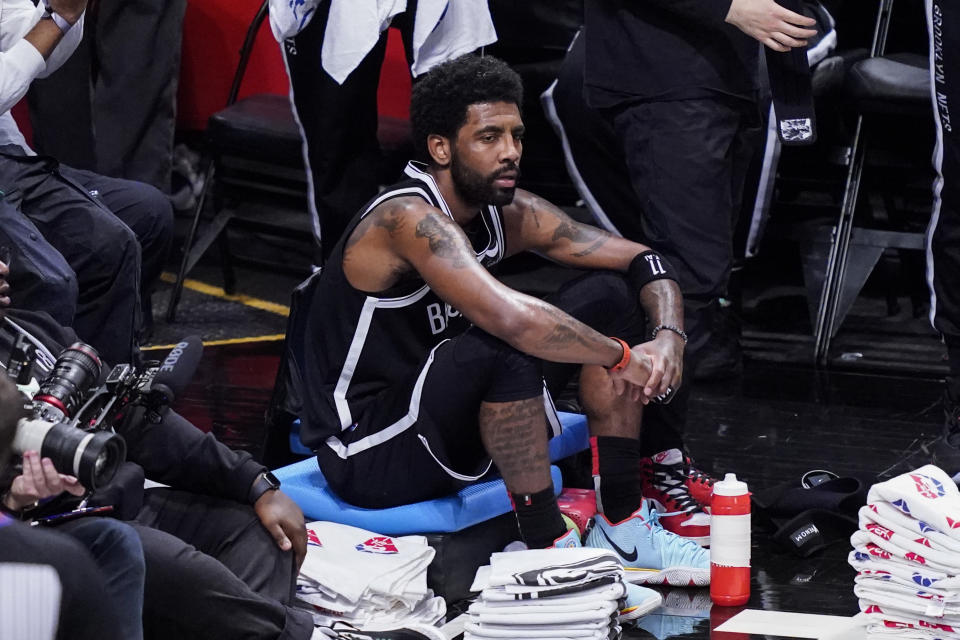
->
<box><xmin>410</xmin><ymin>54</ymin><xmax>523</xmax><ymax>162</ymax></box>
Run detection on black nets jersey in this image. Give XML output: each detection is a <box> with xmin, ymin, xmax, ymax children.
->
<box><xmin>295</xmin><ymin>162</ymin><xmax>508</xmax><ymax>453</ymax></box>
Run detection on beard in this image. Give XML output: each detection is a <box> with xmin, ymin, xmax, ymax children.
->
<box><xmin>450</xmin><ymin>151</ymin><xmax>519</xmax><ymax>207</ymax></box>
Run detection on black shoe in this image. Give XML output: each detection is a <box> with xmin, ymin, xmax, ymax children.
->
<box><xmin>692</xmin><ymin>300</ymin><xmax>743</xmax><ymax>382</ymax></box>
<box><xmin>877</xmin><ymin>391</ymin><xmax>960</xmax><ymax>483</ymax></box>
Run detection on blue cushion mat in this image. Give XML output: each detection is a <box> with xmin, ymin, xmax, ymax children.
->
<box><xmin>273</xmin><ymin>459</ymin><xmax>564</xmax><ymax>535</ymax></box>
<box><xmin>275</xmin><ymin>412</ymin><xmax>590</xmax><ymax>535</ymax></box>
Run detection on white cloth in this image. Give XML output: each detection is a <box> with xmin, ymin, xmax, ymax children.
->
<box><xmin>474</xmin><ymin>548</ymin><xmax>621</xmax><ymax>590</ymax></box>
<box><xmin>269</xmin><ymin>0</ymin><xmax>496</xmax><ymax>84</ymax></box>
<box><xmin>865</xmin><ymin>503</ymin><xmax>960</xmax><ymax>555</ymax></box>
<box><xmin>320</xmin><ymin>0</ymin><xmax>407</xmax><ymax>84</ymax></box>
<box><xmin>851</xmin><ymin>531</ymin><xmax>960</xmax><ymax>576</ymax></box>
<box><xmin>849</xmin><ymin>548</ymin><xmax>960</xmax><ymax>592</ymax></box>
<box><xmin>464</xmin><ymin>624</ymin><xmax>615</xmax><ymax>640</ymax></box>
<box><xmin>855</xmin><ymin>578</ymin><xmax>960</xmax><ymax>619</ymax></box>
<box><xmin>268</xmin><ymin>0</ymin><xmax>322</xmax><ymax>42</ymax></box>
<box><xmin>467</xmin><ymin>601</ymin><xmax>618</xmax><ymax>626</ymax></box>
<box><xmin>481</xmin><ymin>579</ymin><xmax>624</xmax><ymax>603</ymax></box>
<box><xmin>857</xmin><ymin>507</ymin><xmax>960</xmax><ymax>573</ymax></box>
<box><xmin>0</xmin><ymin>0</ymin><xmax>85</xmax><ymax>152</ymax></box>
<box><xmin>297</xmin><ymin>591</ymin><xmax>446</xmax><ymax>630</ymax></box>
<box><xmin>408</xmin><ymin>0</ymin><xmax>496</xmax><ymax>78</ymax></box>
<box><xmin>465</xmin><ymin>620</ymin><xmax>616</xmax><ymax>638</ymax></box>
<box><xmin>867</xmin><ymin>466</ymin><xmax>960</xmax><ymax>542</ymax></box>
<box><xmin>860</xmin><ymin>603</ymin><xmax>960</xmax><ymax>639</ymax></box>
<box><xmin>296</xmin><ymin>521</ymin><xmax>442</xmax><ymax>630</ymax></box>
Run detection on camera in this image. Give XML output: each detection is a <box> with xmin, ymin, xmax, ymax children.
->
<box><xmin>11</xmin><ymin>342</ymin><xmax>125</xmax><ymax>490</ymax></box>
<box><xmin>7</xmin><ymin>337</ymin><xmax>190</xmax><ymax>490</ymax></box>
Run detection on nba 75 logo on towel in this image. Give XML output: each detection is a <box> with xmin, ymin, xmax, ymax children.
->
<box><xmin>356</xmin><ymin>536</ymin><xmax>399</xmax><ymax>554</ymax></box>
<box><xmin>306</xmin><ymin>529</ymin><xmax>323</xmax><ymax>548</ymax></box>
<box><xmin>911</xmin><ymin>474</ymin><xmax>946</xmax><ymax>499</ymax></box>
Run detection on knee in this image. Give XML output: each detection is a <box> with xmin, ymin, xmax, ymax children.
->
<box><xmin>454</xmin><ymin>329</ymin><xmax>543</xmax><ymax>402</ymax></box>
<box><xmin>138</xmin><ymin>184</ymin><xmax>175</xmax><ymax>245</ymax></box>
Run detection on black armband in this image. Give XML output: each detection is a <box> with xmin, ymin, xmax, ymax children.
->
<box><xmin>628</xmin><ymin>251</ymin><xmax>678</xmax><ymax>292</ymax></box>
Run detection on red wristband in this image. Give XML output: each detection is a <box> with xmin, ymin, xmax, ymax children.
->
<box><xmin>605</xmin><ymin>337</ymin><xmax>631</xmax><ymax>372</ymax></box>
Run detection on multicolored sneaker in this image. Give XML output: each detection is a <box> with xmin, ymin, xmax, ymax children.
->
<box><xmin>550</xmin><ymin>516</ymin><xmax>582</xmax><ymax>549</ymax></box>
<box><xmin>641</xmin><ymin>449</ymin><xmax>711</xmax><ymax>546</ymax></box>
<box><xmin>618</xmin><ymin>583</ymin><xmax>663</xmax><ymax>622</ymax></box>
<box><xmin>683</xmin><ymin>455</ymin><xmax>717</xmax><ymax>512</ymax></box>
<box><xmin>584</xmin><ymin>500</ymin><xmax>710</xmax><ymax>587</ymax></box>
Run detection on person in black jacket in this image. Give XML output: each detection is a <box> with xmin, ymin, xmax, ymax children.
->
<box><xmin>0</xmin><ymin>373</ymin><xmax>127</xmax><ymax>640</ymax></box>
<box><xmin>0</xmin><ymin>259</ymin><xmax>316</xmax><ymax>639</ymax></box>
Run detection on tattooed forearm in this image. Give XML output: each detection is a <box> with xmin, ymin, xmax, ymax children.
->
<box><xmin>571</xmin><ymin>237</ymin><xmax>609</xmax><ymax>257</ymax></box>
<box><xmin>551</xmin><ymin>219</ymin><xmax>602</xmax><ymax>244</ymax></box>
<box><xmin>415</xmin><ymin>215</ymin><xmax>470</xmax><ymax>268</ymax></box>
<box><xmin>638</xmin><ymin>278</ymin><xmax>684</xmax><ymax>329</ymax></box>
<box><xmin>534</xmin><ymin>302</ymin><xmax>602</xmax><ymax>351</ymax></box>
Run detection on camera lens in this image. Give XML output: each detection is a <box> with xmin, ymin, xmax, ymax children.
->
<box><xmin>12</xmin><ymin>418</ymin><xmax>126</xmax><ymax>489</ymax></box>
<box><xmin>34</xmin><ymin>343</ymin><xmax>101</xmax><ymax>421</ymax></box>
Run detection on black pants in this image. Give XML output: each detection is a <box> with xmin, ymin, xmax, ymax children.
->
<box><xmin>928</xmin><ymin>0</ymin><xmax>960</xmax><ymax>375</ymax></box>
<box><xmin>318</xmin><ymin>271</ymin><xmax>648</xmax><ymax>508</ymax></box>
<box><xmin>133</xmin><ymin>489</ymin><xmax>314</xmax><ymax>640</ymax></box>
<box><xmin>0</xmin><ymin>518</ymin><xmax>123</xmax><ymax>640</ymax></box>
<box><xmin>0</xmin><ymin>150</ymin><xmax>173</xmax><ymax>364</ymax></box>
<box><xmin>27</xmin><ymin>0</ymin><xmax>188</xmax><ymax>192</ymax></box>
<box><xmin>282</xmin><ymin>1</ymin><xmax>416</xmax><ymax>262</ymax></box>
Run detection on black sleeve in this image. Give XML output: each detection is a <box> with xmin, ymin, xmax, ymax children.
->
<box><xmin>118</xmin><ymin>408</ymin><xmax>266</xmax><ymax>505</ymax></box>
<box><xmin>641</xmin><ymin>0</ymin><xmax>733</xmax><ymax>28</ymax></box>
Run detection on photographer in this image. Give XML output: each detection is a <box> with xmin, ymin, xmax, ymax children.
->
<box><xmin>0</xmin><ymin>257</ymin><xmax>316</xmax><ymax>639</ymax></box>
<box><xmin>0</xmin><ymin>372</ymin><xmax>126</xmax><ymax>640</ymax></box>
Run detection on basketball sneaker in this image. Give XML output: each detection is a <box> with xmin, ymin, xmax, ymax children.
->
<box><xmin>584</xmin><ymin>500</ymin><xmax>710</xmax><ymax>587</ymax></box>
<box><xmin>683</xmin><ymin>455</ymin><xmax>717</xmax><ymax>512</ymax></box>
<box><xmin>641</xmin><ymin>449</ymin><xmax>712</xmax><ymax>545</ymax></box>
<box><xmin>618</xmin><ymin>582</ymin><xmax>664</xmax><ymax>622</ymax></box>
<box><xmin>543</xmin><ymin>514</ymin><xmax>663</xmax><ymax>621</ymax></box>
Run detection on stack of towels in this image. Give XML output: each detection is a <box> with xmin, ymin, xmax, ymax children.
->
<box><xmin>296</xmin><ymin>521</ymin><xmax>446</xmax><ymax>630</ymax></box>
<box><xmin>466</xmin><ymin>547</ymin><xmax>629</xmax><ymax>640</ymax></box>
<box><xmin>849</xmin><ymin>464</ymin><xmax>960</xmax><ymax>639</ymax></box>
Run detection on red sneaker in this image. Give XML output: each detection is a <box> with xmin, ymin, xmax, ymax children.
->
<box><xmin>641</xmin><ymin>449</ymin><xmax>711</xmax><ymax>546</ymax></box>
<box><xmin>684</xmin><ymin>455</ymin><xmax>717</xmax><ymax>513</ymax></box>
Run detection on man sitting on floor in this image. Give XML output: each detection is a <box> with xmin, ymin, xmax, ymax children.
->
<box><xmin>293</xmin><ymin>54</ymin><xmax>709</xmax><ymax>584</ymax></box>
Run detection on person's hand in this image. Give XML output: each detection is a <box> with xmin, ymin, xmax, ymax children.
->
<box><xmin>47</xmin><ymin>0</ymin><xmax>87</xmax><ymax>25</ymax></box>
<box><xmin>608</xmin><ymin>346</ymin><xmax>652</xmax><ymax>402</ymax></box>
<box><xmin>0</xmin><ymin>258</ymin><xmax>10</xmax><ymax>311</ymax></box>
<box><xmin>3</xmin><ymin>450</ymin><xmax>86</xmax><ymax>512</ymax></box>
<box><xmin>254</xmin><ymin>489</ymin><xmax>307</xmax><ymax>571</ymax></box>
<box><xmin>633</xmin><ymin>332</ymin><xmax>684</xmax><ymax>404</ymax></box>
<box><xmin>725</xmin><ymin>0</ymin><xmax>818</xmax><ymax>52</ymax></box>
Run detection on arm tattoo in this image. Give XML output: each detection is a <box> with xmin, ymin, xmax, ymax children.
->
<box><xmin>415</xmin><ymin>215</ymin><xmax>470</xmax><ymax>268</ymax></box>
<box><xmin>344</xmin><ymin>204</ymin><xmax>408</xmax><ymax>250</ymax></box>
<box><xmin>374</xmin><ymin>209</ymin><xmax>407</xmax><ymax>236</ymax></box>
<box><xmin>534</xmin><ymin>302</ymin><xmax>598</xmax><ymax>351</ymax></box>
<box><xmin>551</xmin><ymin>219</ymin><xmax>610</xmax><ymax>257</ymax></box>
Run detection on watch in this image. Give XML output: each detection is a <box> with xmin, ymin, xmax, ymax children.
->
<box><xmin>248</xmin><ymin>471</ymin><xmax>281</xmax><ymax>504</ymax></box>
<box><xmin>41</xmin><ymin>4</ymin><xmax>72</xmax><ymax>33</ymax></box>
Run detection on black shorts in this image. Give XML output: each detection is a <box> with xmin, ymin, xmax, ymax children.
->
<box><xmin>316</xmin><ymin>271</ymin><xmax>647</xmax><ymax>508</ymax></box>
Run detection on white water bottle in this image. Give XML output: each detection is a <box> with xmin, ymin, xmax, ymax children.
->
<box><xmin>710</xmin><ymin>473</ymin><xmax>751</xmax><ymax>606</ymax></box>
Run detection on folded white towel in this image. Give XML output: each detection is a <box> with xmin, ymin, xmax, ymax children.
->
<box><xmin>868</xmin><ymin>467</ymin><xmax>960</xmax><ymax>543</ymax></box>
